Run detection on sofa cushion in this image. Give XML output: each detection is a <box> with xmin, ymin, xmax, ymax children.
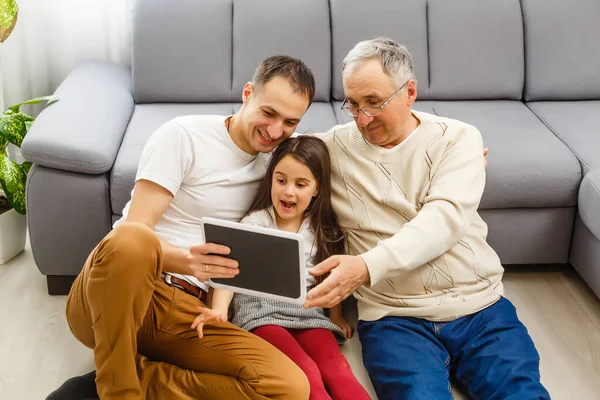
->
<box><xmin>527</xmin><ymin>101</ymin><xmax>600</xmax><ymax>175</ymax></box>
<box><xmin>330</xmin><ymin>0</ymin><xmax>429</xmax><ymax>101</ymax></box>
<box><xmin>428</xmin><ymin>0</ymin><xmax>524</xmax><ymax>100</ymax></box>
<box><xmin>132</xmin><ymin>0</ymin><xmax>233</xmax><ymax>103</ymax></box>
<box><xmin>522</xmin><ymin>0</ymin><xmax>600</xmax><ymax>101</ymax></box>
<box><xmin>232</xmin><ymin>0</ymin><xmax>331</xmax><ymax>102</ymax></box>
<box><xmin>579</xmin><ymin>169</ymin><xmax>600</xmax><ymax>240</ymax></box>
<box><xmin>233</xmin><ymin>102</ymin><xmax>338</xmax><ymax>134</ymax></box>
<box><xmin>111</xmin><ymin>104</ymin><xmax>236</xmax><ymax>214</ymax></box>
<box><xmin>429</xmin><ymin>101</ymin><xmax>581</xmax><ymax>209</ymax></box>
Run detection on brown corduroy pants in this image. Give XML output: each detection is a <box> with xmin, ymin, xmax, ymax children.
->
<box><xmin>66</xmin><ymin>221</ymin><xmax>309</xmax><ymax>400</ymax></box>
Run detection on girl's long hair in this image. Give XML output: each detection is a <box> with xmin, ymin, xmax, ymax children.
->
<box><xmin>246</xmin><ymin>136</ymin><xmax>345</xmax><ymax>276</ymax></box>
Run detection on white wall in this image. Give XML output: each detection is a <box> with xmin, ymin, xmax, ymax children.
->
<box><xmin>0</xmin><ymin>0</ymin><xmax>133</xmax><ymax>114</ymax></box>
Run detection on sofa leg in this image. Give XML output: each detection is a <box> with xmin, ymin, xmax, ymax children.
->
<box><xmin>47</xmin><ymin>275</ymin><xmax>77</xmax><ymax>295</ymax></box>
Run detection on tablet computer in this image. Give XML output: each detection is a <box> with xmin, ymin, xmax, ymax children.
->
<box><xmin>199</xmin><ymin>217</ymin><xmax>306</xmax><ymax>304</ymax></box>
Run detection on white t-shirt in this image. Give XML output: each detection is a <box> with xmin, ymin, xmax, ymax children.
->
<box><xmin>115</xmin><ymin>115</ymin><xmax>271</xmax><ymax>290</ymax></box>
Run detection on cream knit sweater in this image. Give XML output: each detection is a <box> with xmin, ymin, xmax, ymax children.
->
<box><xmin>321</xmin><ymin>110</ymin><xmax>504</xmax><ymax>322</ymax></box>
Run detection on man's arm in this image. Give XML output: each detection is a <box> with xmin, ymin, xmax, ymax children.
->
<box><xmin>360</xmin><ymin>126</ymin><xmax>485</xmax><ymax>285</ymax></box>
<box><xmin>126</xmin><ymin>179</ymin><xmax>239</xmax><ymax>281</ymax></box>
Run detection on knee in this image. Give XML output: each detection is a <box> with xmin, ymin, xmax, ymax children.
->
<box><xmin>94</xmin><ymin>221</ymin><xmax>161</xmax><ymax>274</ymax></box>
<box><xmin>246</xmin><ymin>360</ymin><xmax>310</xmax><ymax>400</ymax></box>
<box><xmin>283</xmin><ymin>364</ymin><xmax>310</xmax><ymax>400</ymax></box>
<box><xmin>111</xmin><ymin>220</ymin><xmax>157</xmax><ymax>240</ymax></box>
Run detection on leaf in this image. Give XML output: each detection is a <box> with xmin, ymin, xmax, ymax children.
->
<box><xmin>8</xmin><ymin>95</ymin><xmax>59</xmax><ymax>113</ymax></box>
<box><xmin>0</xmin><ymin>155</ymin><xmax>28</xmax><ymax>214</ymax></box>
<box><xmin>0</xmin><ymin>0</ymin><xmax>18</xmax><ymax>27</ymax></box>
<box><xmin>22</xmin><ymin>161</ymin><xmax>32</xmax><ymax>175</ymax></box>
<box><xmin>0</xmin><ymin>134</ymin><xmax>7</xmax><ymax>153</ymax></box>
<box><xmin>0</xmin><ymin>110</ymin><xmax>35</xmax><ymax>148</ymax></box>
<box><xmin>0</xmin><ymin>0</ymin><xmax>18</xmax><ymax>43</ymax></box>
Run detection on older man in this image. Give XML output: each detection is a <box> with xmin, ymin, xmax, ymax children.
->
<box><xmin>306</xmin><ymin>38</ymin><xmax>550</xmax><ymax>400</ymax></box>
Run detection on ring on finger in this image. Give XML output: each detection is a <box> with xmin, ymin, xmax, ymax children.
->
<box><xmin>205</xmin><ymin>265</ymin><xmax>209</xmax><ymax>272</ymax></box>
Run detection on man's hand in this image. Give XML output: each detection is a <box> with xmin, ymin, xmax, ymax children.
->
<box><xmin>191</xmin><ymin>307</ymin><xmax>227</xmax><ymax>339</ymax></box>
<box><xmin>483</xmin><ymin>147</ymin><xmax>489</xmax><ymax>168</ymax></box>
<box><xmin>187</xmin><ymin>243</ymin><xmax>239</xmax><ymax>282</ymax></box>
<box><xmin>304</xmin><ymin>255</ymin><xmax>370</xmax><ymax>309</ymax></box>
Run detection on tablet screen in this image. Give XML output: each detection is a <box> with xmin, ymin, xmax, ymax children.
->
<box><xmin>205</xmin><ymin>222</ymin><xmax>303</xmax><ymax>299</ymax></box>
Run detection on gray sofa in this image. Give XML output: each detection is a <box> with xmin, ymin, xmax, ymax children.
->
<box><xmin>22</xmin><ymin>0</ymin><xmax>599</xmax><ymax>304</ymax></box>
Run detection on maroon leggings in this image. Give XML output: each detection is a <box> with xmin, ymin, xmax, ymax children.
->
<box><xmin>252</xmin><ymin>325</ymin><xmax>371</xmax><ymax>400</ymax></box>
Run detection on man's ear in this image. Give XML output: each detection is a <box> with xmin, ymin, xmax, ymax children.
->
<box><xmin>242</xmin><ymin>82</ymin><xmax>253</xmax><ymax>103</ymax></box>
<box><xmin>406</xmin><ymin>80</ymin><xmax>418</xmax><ymax>106</ymax></box>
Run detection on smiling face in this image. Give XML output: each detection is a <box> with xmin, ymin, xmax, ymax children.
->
<box><xmin>343</xmin><ymin>58</ymin><xmax>418</xmax><ymax>148</ymax></box>
<box><xmin>236</xmin><ymin>77</ymin><xmax>310</xmax><ymax>155</ymax></box>
<box><xmin>270</xmin><ymin>154</ymin><xmax>318</xmax><ymax>229</ymax></box>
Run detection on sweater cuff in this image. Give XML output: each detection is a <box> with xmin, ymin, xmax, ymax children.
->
<box><xmin>360</xmin><ymin>244</ymin><xmax>390</xmax><ymax>287</ymax></box>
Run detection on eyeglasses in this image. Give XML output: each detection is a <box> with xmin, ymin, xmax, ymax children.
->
<box><xmin>341</xmin><ymin>80</ymin><xmax>409</xmax><ymax>117</ymax></box>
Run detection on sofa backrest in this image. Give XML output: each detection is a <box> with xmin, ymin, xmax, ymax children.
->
<box><xmin>132</xmin><ymin>0</ymin><xmax>331</xmax><ymax>103</ymax></box>
<box><xmin>331</xmin><ymin>0</ymin><xmax>524</xmax><ymax>101</ymax></box>
<box><xmin>330</xmin><ymin>0</ymin><xmax>430</xmax><ymax>100</ymax></box>
<box><xmin>133</xmin><ymin>0</ymin><xmax>600</xmax><ymax>104</ymax></box>
<box><xmin>522</xmin><ymin>0</ymin><xmax>600</xmax><ymax>101</ymax></box>
<box><xmin>132</xmin><ymin>0</ymin><xmax>233</xmax><ymax>103</ymax></box>
<box><xmin>231</xmin><ymin>0</ymin><xmax>331</xmax><ymax>102</ymax></box>
<box><xmin>427</xmin><ymin>0</ymin><xmax>524</xmax><ymax>100</ymax></box>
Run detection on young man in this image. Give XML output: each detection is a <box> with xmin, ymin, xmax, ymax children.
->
<box><xmin>49</xmin><ymin>56</ymin><xmax>314</xmax><ymax>400</ymax></box>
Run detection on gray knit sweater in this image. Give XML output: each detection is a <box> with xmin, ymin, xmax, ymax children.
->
<box><xmin>231</xmin><ymin>208</ymin><xmax>346</xmax><ymax>343</ymax></box>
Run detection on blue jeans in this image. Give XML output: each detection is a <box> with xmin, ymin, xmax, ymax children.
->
<box><xmin>357</xmin><ymin>297</ymin><xmax>550</xmax><ymax>400</ymax></box>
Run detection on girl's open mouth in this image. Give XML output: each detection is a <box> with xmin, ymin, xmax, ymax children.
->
<box><xmin>281</xmin><ymin>200</ymin><xmax>296</xmax><ymax>211</ymax></box>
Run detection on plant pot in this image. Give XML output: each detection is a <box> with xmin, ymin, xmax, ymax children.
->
<box><xmin>0</xmin><ymin>207</ymin><xmax>27</xmax><ymax>264</ymax></box>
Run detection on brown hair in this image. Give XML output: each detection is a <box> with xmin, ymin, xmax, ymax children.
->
<box><xmin>252</xmin><ymin>56</ymin><xmax>316</xmax><ymax>106</ymax></box>
<box><xmin>246</xmin><ymin>136</ymin><xmax>345</xmax><ymax>277</ymax></box>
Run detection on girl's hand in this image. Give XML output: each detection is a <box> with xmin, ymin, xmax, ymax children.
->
<box><xmin>191</xmin><ymin>307</ymin><xmax>227</xmax><ymax>339</ymax></box>
<box><xmin>330</xmin><ymin>315</ymin><xmax>354</xmax><ymax>339</ymax></box>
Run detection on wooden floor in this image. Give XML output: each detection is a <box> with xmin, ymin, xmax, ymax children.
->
<box><xmin>1</xmin><ymin>241</ymin><xmax>600</xmax><ymax>399</ymax></box>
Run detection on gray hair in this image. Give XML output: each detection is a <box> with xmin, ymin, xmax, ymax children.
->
<box><xmin>341</xmin><ymin>37</ymin><xmax>416</xmax><ymax>89</ymax></box>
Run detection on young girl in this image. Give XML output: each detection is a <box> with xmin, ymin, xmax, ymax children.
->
<box><xmin>192</xmin><ymin>136</ymin><xmax>371</xmax><ymax>400</ymax></box>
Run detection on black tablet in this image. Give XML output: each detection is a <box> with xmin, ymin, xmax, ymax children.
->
<box><xmin>200</xmin><ymin>217</ymin><xmax>306</xmax><ymax>304</ymax></box>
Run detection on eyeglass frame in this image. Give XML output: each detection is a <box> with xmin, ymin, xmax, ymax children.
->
<box><xmin>340</xmin><ymin>79</ymin><xmax>410</xmax><ymax>118</ymax></box>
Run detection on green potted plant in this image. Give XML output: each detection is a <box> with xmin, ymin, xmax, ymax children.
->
<box><xmin>0</xmin><ymin>96</ymin><xmax>57</xmax><ymax>263</ymax></box>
